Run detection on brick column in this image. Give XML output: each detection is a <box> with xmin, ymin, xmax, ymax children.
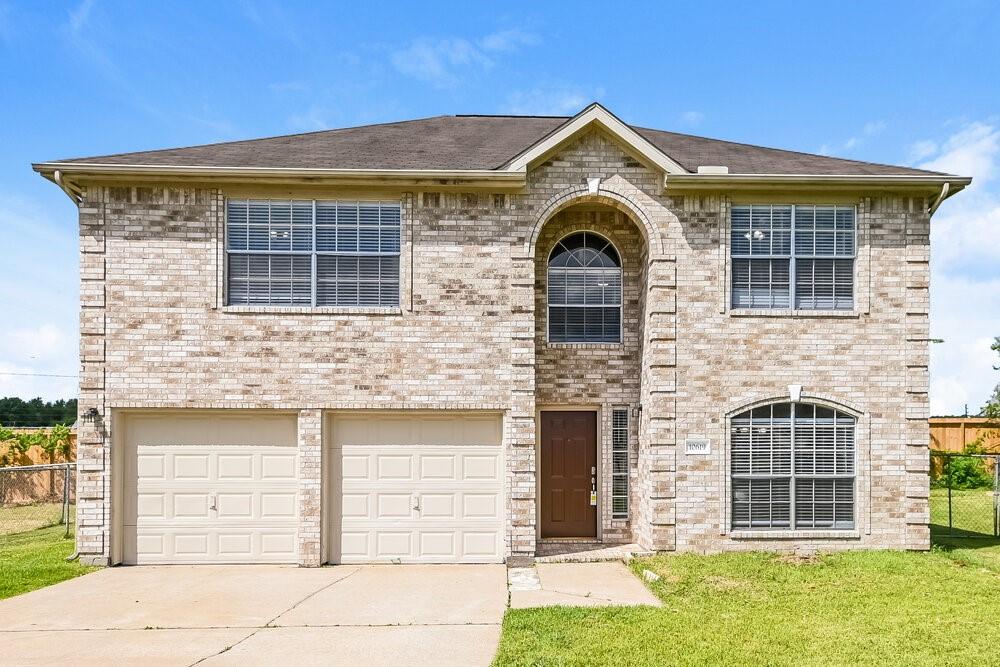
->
<box><xmin>297</xmin><ymin>409</ymin><xmax>323</xmax><ymax>566</ymax></box>
<box><xmin>78</xmin><ymin>185</ymin><xmax>111</xmax><ymax>566</ymax></box>
<box><xmin>507</xmin><ymin>255</ymin><xmax>537</xmax><ymax>565</ymax></box>
<box><xmin>636</xmin><ymin>254</ymin><xmax>678</xmax><ymax>551</ymax></box>
<box><xmin>902</xmin><ymin>197</ymin><xmax>932</xmax><ymax>550</ymax></box>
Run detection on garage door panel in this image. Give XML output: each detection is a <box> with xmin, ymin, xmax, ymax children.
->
<box><xmin>420</xmin><ymin>493</ymin><xmax>456</xmax><ymax>518</ymax></box>
<box><xmin>376</xmin><ymin>455</ymin><xmax>413</xmax><ymax>480</ymax></box>
<box><xmin>217</xmin><ymin>454</ymin><xmax>253</xmax><ymax>479</ymax></box>
<box><xmin>217</xmin><ymin>493</ymin><xmax>253</xmax><ymax>518</ymax></box>
<box><xmin>463</xmin><ymin>493</ymin><xmax>499</xmax><ymax>519</ymax></box>
<box><xmin>261</xmin><ymin>454</ymin><xmax>296</xmax><ymax>480</ymax></box>
<box><xmin>260</xmin><ymin>493</ymin><xmax>296</xmax><ymax>518</ymax></box>
<box><xmin>124</xmin><ymin>414</ymin><xmax>298</xmax><ymax>565</ymax></box>
<box><xmin>420</xmin><ymin>455</ymin><xmax>456</xmax><ymax>479</ymax></box>
<box><xmin>173</xmin><ymin>493</ymin><xmax>211</xmax><ymax>518</ymax></box>
<box><xmin>331</xmin><ymin>414</ymin><xmax>503</xmax><ymax>564</ymax></box>
<box><xmin>173</xmin><ymin>455</ymin><xmax>211</xmax><ymax>479</ymax></box>
<box><xmin>463</xmin><ymin>454</ymin><xmax>499</xmax><ymax>480</ymax></box>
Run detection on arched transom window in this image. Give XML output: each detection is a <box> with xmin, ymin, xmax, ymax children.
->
<box><xmin>547</xmin><ymin>232</ymin><xmax>622</xmax><ymax>343</ymax></box>
<box><xmin>731</xmin><ymin>402</ymin><xmax>856</xmax><ymax>530</ymax></box>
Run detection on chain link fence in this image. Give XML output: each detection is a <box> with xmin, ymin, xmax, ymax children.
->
<box><xmin>0</xmin><ymin>464</ymin><xmax>75</xmax><ymax>539</ymax></box>
<box><xmin>930</xmin><ymin>452</ymin><xmax>1000</xmax><ymax>538</ymax></box>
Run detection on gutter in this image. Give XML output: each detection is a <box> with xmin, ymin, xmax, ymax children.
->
<box><xmin>34</xmin><ymin>162</ymin><xmax>526</xmax><ymax>188</ymax></box>
<box><xmin>664</xmin><ymin>172</ymin><xmax>972</xmax><ymax>193</ymax></box>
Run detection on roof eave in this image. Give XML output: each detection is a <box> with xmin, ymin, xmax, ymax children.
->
<box><xmin>32</xmin><ymin>162</ymin><xmax>527</xmax><ymax>194</ymax></box>
<box><xmin>664</xmin><ymin>172</ymin><xmax>972</xmax><ymax>194</ymax></box>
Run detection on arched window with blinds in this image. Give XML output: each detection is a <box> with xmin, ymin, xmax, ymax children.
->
<box><xmin>547</xmin><ymin>232</ymin><xmax>623</xmax><ymax>343</ymax></box>
<box><xmin>731</xmin><ymin>402</ymin><xmax>856</xmax><ymax>530</ymax></box>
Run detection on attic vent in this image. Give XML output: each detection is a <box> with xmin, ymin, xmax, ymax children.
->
<box><xmin>697</xmin><ymin>165</ymin><xmax>729</xmax><ymax>175</ymax></box>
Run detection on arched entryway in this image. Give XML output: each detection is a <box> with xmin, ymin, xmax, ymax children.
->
<box><xmin>532</xmin><ymin>201</ymin><xmax>650</xmax><ymax>547</ymax></box>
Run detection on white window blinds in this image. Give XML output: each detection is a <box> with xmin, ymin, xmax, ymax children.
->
<box><xmin>226</xmin><ymin>199</ymin><xmax>401</xmax><ymax>307</ymax></box>
<box><xmin>731</xmin><ymin>402</ymin><xmax>856</xmax><ymax>530</ymax></box>
<box><xmin>731</xmin><ymin>205</ymin><xmax>855</xmax><ymax>310</ymax></box>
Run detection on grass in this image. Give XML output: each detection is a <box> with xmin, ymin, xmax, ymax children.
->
<box><xmin>930</xmin><ymin>487</ymin><xmax>997</xmax><ymax>536</ymax></box>
<box><xmin>494</xmin><ymin>542</ymin><xmax>1000</xmax><ymax>666</ymax></box>
<box><xmin>0</xmin><ymin>502</ymin><xmax>68</xmax><ymax>535</ymax></box>
<box><xmin>0</xmin><ymin>525</ymin><xmax>95</xmax><ymax>600</ymax></box>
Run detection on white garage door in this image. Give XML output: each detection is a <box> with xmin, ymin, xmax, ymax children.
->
<box><xmin>330</xmin><ymin>413</ymin><xmax>504</xmax><ymax>564</ymax></box>
<box><xmin>123</xmin><ymin>413</ymin><xmax>299</xmax><ymax>564</ymax></box>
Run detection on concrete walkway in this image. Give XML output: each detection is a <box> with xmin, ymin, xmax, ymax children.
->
<box><xmin>0</xmin><ymin>564</ymin><xmax>507</xmax><ymax>666</ymax></box>
<box><xmin>508</xmin><ymin>561</ymin><xmax>662</xmax><ymax>608</ymax></box>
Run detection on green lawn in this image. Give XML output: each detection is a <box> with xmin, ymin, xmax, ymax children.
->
<box><xmin>0</xmin><ymin>502</ymin><xmax>68</xmax><ymax>535</ymax></box>
<box><xmin>930</xmin><ymin>487</ymin><xmax>997</xmax><ymax>536</ymax></box>
<box><xmin>494</xmin><ymin>542</ymin><xmax>1000</xmax><ymax>667</ymax></box>
<box><xmin>0</xmin><ymin>525</ymin><xmax>95</xmax><ymax>600</ymax></box>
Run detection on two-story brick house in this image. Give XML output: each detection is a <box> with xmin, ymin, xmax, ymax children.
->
<box><xmin>35</xmin><ymin>103</ymin><xmax>969</xmax><ymax>566</ymax></box>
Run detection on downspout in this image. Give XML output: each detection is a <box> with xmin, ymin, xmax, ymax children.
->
<box><xmin>53</xmin><ymin>170</ymin><xmax>84</xmax><ymax>204</ymax></box>
<box><xmin>927</xmin><ymin>182</ymin><xmax>951</xmax><ymax>216</ymax></box>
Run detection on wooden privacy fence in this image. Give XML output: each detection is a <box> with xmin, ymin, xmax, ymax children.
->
<box><xmin>930</xmin><ymin>417</ymin><xmax>1000</xmax><ymax>480</ymax></box>
<box><xmin>930</xmin><ymin>417</ymin><xmax>1000</xmax><ymax>453</ymax></box>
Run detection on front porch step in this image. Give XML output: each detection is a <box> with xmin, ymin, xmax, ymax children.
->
<box><xmin>535</xmin><ymin>541</ymin><xmax>654</xmax><ymax>563</ymax></box>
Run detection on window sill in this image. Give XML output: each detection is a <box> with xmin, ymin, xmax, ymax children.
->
<box><xmin>220</xmin><ymin>305</ymin><xmax>403</xmax><ymax>315</ymax></box>
<box><xmin>546</xmin><ymin>342</ymin><xmax>624</xmax><ymax>349</ymax></box>
<box><xmin>729</xmin><ymin>529</ymin><xmax>860</xmax><ymax>540</ymax></box>
<box><xmin>728</xmin><ymin>309</ymin><xmax>860</xmax><ymax>318</ymax></box>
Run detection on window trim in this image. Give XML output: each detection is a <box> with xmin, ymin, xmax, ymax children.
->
<box><xmin>728</xmin><ymin>204</ymin><xmax>858</xmax><ymax>313</ymax></box>
<box><xmin>223</xmin><ymin>197</ymin><xmax>402</xmax><ymax>310</ymax></box>
<box><xmin>545</xmin><ymin>230</ymin><xmax>624</xmax><ymax>345</ymax></box>
<box><xmin>728</xmin><ymin>400</ymin><xmax>858</xmax><ymax>532</ymax></box>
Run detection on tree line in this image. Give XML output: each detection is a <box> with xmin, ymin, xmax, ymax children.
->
<box><xmin>0</xmin><ymin>397</ymin><xmax>78</xmax><ymax>427</ymax></box>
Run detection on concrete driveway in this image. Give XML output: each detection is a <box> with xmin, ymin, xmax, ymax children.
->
<box><xmin>0</xmin><ymin>564</ymin><xmax>507</xmax><ymax>666</ymax></box>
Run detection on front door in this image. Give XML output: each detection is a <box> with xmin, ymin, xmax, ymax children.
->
<box><xmin>540</xmin><ymin>411</ymin><xmax>597</xmax><ymax>538</ymax></box>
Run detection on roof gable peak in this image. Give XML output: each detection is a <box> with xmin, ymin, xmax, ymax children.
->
<box><xmin>502</xmin><ymin>103</ymin><xmax>688</xmax><ymax>175</ymax></box>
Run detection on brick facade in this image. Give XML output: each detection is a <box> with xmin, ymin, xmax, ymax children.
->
<box><xmin>73</xmin><ymin>128</ymin><xmax>930</xmax><ymax>565</ymax></box>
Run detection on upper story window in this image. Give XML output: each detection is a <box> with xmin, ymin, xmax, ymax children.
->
<box><xmin>731</xmin><ymin>205</ymin><xmax>855</xmax><ymax>310</ymax></box>
<box><xmin>731</xmin><ymin>402</ymin><xmax>856</xmax><ymax>531</ymax></box>
<box><xmin>547</xmin><ymin>232</ymin><xmax>622</xmax><ymax>343</ymax></box>
<box><xmin>226</xmin><ymin>199</ymin><xmax>401</xmax><ymax>307</ymax></box>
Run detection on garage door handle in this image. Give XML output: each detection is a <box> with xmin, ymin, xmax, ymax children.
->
<box><xmin>209</xmin><ymin>494</ymin><xmax>217</xmax><ymax>512</ymax></box>
<box><xmin>412</xmin><ymin>495</ymin><xmax>421</xmax><ymax>512</ymax></box>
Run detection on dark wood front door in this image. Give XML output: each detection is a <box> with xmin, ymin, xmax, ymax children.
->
<box><xmin>540</xmin><ymin>411</ymin><xmax>597</xmax><ymax>538</ymax></box>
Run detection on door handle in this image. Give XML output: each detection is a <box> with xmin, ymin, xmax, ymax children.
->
<box><xmin>209</xmin><ymin>494</ymin><xmax>218</xmax><ymax>512</ymax></box>
<box><xmin>412</xmin><ymin>494</ymin><xmax>421</xmax><ymax>512</ymax></box>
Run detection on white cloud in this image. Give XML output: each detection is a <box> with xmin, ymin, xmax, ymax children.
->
<box><xmin>679</xmin><ymin>111</ymin><xmax>704</xmax><ymax>127</ymax></box>
<box><xmin>504</xmin><ymin>85</ymin><xmax>599</xmax><ymax>116</ymax></box>
<box><xmin>287</xmin><ymin>105</ymin><xmax>330</xmax><ymax>132</ymax></box>
<box><xmin>920</xmin><ymin>121</ymin><xmax>1000</xmax><ymax>414</ymax></box>
<box><xmin>390</xmin><ymin>29</ymin><xmax>537</xmax><ymax>88</ymax></box>
<box><xmin>919</xmin><ymin>121</ymin><xmax>999</xmax><ymax>185</ymax></box>
<box><xmin>479</xmin><ymin>28</ymin><xmax>537</xmax><ymax>52</ymax></box>
<box><xmin>840</xmin><ymin>119</ymin><xmax>886</xmax><ymax>153</ymax></box>
<box><xmin>908</xmin><ymin>139</ymin><xmax>938</xmax><ymax>162</ymax></box>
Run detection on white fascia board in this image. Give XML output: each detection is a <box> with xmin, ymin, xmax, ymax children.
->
<box><xmin>32</xmin><ymin>162</ymin><xmax>524</xmax><ymax>182</ymax></box>
<box><xmin>664</xmin><ymin>172</ymin><xmax>972</xmax><ymax>191</ymax></box>
<box><xmin>502</xmin><ymin>103</ymin><xmax>688</xmax><ymax>175</ymax></box>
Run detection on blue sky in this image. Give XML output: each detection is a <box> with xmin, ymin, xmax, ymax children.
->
<box><xmin>1</xmin><ymin>1</ymin><xmax>998</xmax><ymax>414</ymax></box>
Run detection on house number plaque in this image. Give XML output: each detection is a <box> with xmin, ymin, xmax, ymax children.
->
<box><xmin>685</xmin><ymin>437</ymin><xmax>711</xmax><ymax>455</ymax></box>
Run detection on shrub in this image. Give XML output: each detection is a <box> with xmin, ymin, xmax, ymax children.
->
<box><xmin>938</xmin><ymin>443</ymin><xmax>995</xmax><ymax>490</ymax></box>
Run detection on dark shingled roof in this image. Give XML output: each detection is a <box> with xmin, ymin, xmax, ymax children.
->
<box><xmin>50</xmin><ymin>114</ymin><xmax>945</xmax><ymax>177</ymax></box>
